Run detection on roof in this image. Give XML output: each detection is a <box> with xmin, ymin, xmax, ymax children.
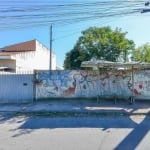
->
<box><xmin>81</xmin><ymin>60</ymin><xmax>150</xmax><ymax>69</ymax></box>
<box><xmin>81</xmin><ymin>60</ymin><xmax>115</xmax><ymax>68</ymax></box>
<box><xmin>56</xmin><ymin>66</ymin><xmax>63</xmax><ymax>70</ymax></box>
<box><xmin>0</xmin><ymin>40</ymin><xmax>36</xmax><ymax>52</ymax></box>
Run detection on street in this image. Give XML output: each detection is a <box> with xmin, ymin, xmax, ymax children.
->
<box><xmin>0</xmin><ymin>114</ymin><xmax>150</xmax><ymax>150</ymax></box>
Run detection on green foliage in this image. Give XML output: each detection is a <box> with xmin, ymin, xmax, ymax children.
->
<box><xmin>64</xmin><ymin>26</ymin><xmax>135</xmax><ymax>69</ymax></box>
<box><xmin>132</xmin><ymin>43</ymin><xmax>150</xmax><ymax>62</ymax></box>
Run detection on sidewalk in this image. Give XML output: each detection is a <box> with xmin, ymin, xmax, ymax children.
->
<box><xmin>0</xmin><ymin>99</ymin><xmax>150</xmax><ymax>116</ymax></box>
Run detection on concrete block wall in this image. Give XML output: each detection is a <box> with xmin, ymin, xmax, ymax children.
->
<box><xmin>35</xmin><ymin>70</ymin><xmax>150</xmax><ymax>100</ymax></box>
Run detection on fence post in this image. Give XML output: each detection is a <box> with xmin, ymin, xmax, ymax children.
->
<box><xmin>33</xmin><ymin>70</ymin><xmax>37</xmax><ymax>102</ymax></box>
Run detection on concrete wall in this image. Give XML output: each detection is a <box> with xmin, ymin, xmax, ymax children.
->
<box><xmin>36</xmin><ymin>70</ymin><xmax>150</xmax><ymax>100</ymax></box>
<box><xmin>0</xmin><ymin>69</ymin><xmax>149</xmax><ymax>103</ymax></box>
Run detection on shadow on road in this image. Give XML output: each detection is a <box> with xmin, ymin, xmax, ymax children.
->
<box><xmin>0</xmin><ymin>100</ymin><xmax>149</xmax><ymax>150</ymax></box>
<box><xmin>114</xmin><ymin>111</ymin><xmax>150</xmax><ymax>150</ymax></box>
<box><xmin>0</xmin><ymin>113</ymin><xmax>15</xmax><ymax>123</ymax></box>
<box><xmin>18</xmin><ymin>115</ymin><xmax>137</xmax><ymax>130</ymax></box>
<box><xmin>12</xmin><ymin>112</ymin><xmax>150</xmax><ymax>150</ymax></box>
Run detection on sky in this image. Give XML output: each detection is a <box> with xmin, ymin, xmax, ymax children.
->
<box><xmin>0</xmin><ymin>0</ymin><xmax>150</xmax><ymax>68</ymax></box>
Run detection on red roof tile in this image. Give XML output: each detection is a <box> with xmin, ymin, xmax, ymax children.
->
<box><xmin>1</xmin><ymin>40</ymin><xmax>36</xmax><ymax>52</ymax></box>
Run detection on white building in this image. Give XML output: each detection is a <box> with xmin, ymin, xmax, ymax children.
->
<box><xmin>0</xmin><ymin>39</ymin><xmax>56</xmax><ymax>72</ymax></box>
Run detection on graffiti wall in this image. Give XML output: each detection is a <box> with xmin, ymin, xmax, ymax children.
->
<box><xmin>35</xmin><ymin>70</ymin><xmax>150</xmax><ymax>99</ymax></box>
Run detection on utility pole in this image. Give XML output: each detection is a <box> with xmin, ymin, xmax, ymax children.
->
<box><xmin>49</xmin><ymin>24</ymin><xmax>53</xmax><ymax>70</ymax></box>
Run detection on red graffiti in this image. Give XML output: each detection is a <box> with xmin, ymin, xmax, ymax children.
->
<box><xmin>64</xmin><ymin>86</ymin><xmax>75</xmax><ymax>96</ymax></box>
<box><xmin>133</xmin><ymin>89</ymin><xmax>141</xmax><ymax>95</ymax></box>
<box><xmin>139</xmin><ymin>84</ymin><xmax>143</xmax><ymax>89</ymax></box>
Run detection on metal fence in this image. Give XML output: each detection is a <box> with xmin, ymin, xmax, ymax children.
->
<box><xmin>0</xmin><ymin>71</ymin><xmax>34</xmax><ymax>103</ymax></box>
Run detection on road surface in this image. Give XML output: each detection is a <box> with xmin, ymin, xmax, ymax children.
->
<box><xmin>0</xmin><ymin>114</ymin><xmax>149</xmax><ymax>150</ymax></box>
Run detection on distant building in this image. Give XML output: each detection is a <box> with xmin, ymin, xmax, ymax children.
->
<box><xmin>0</xmin><ymin>39</ymin><xmax>56</xmax><ymax>72</ymax></box>
<box><xmin>56</xmin><ymin>66</ymin><xmax>63</xmax><ymax>70</ymax></box>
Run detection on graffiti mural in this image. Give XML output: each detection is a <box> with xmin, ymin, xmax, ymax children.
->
<box><xmin>133</xmin><ymin>70</ymin><xmax>150</xmax><ymax>96</ymax></box>
<box><xmin>35</xmin><ymin>70</ymin><xmax>150</xmax><ymax>99</ymax></box>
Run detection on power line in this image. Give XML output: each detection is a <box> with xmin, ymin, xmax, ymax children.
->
<box><xmin>0</xmin><ymin>0</ymin><xmax>146</xmax><ymax>30</ymax></box>
<box><xmin>53</xmin><ymin>17</ymin><xmax>123</xmax><ymax>41</ymax></box>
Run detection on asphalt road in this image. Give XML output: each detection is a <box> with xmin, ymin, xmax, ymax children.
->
<box><xmin>0</xmin><ymin>114</ymin><xmax>149</xmax><ymax>150</ymax></box>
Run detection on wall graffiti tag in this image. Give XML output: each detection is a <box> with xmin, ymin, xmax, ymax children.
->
<box><xmin>35</xmin><ymin>70</ymin><xmax>150</xmax><ymax>99</ymax></box>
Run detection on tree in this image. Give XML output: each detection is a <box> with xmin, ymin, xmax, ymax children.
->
<box><xmin>64</xmin><ymin>26</ymin><xmax>135</xmax><ymax>69</ymax></box>
<box><xmin>132</xmin><ymin>43</ymin><xmax>150</xmax><ymax>62</ymax></box>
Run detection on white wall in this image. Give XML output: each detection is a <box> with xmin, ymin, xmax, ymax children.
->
<box><xmin>15</xmin><ymin>40</ymin><xmax>56</xmax><ymax>71</ymax></box>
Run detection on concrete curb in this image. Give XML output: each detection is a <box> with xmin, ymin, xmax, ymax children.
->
<box><xmin>1</xmin><ymin>110</ymin><xmax>149</xmax><ymax>117</ymax></box>
<box><xmin>0</xmin><ymin>100</ymin><xmax>149</xmax><ymax>117</ymax></box>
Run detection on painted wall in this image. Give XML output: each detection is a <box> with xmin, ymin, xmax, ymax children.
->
<box><xmin>36</xmin><ymin>70</ymin><xmax>150</xmax><ymax>99</ymax></box>
<box><xmin>0</xmin><ymin>69</ymin><xmax>149</xmax><ymax>103</ymax></box>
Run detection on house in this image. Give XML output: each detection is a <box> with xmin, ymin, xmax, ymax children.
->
<box><xmin>0</xmin><ymin>39</ymin><xmax>56</xmax><ymax>72</ymax></box>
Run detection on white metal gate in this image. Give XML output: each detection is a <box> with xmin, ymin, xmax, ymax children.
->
<box><xmin>0</xmin><ymin>71</ymin><xmax>33</xmax><ymax>103</ymax></box>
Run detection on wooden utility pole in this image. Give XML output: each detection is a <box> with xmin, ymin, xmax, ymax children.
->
<box><xmin>50</xmin><ymin>24</ymin><xmax>53</xmax><ymax>70</ymax></box>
